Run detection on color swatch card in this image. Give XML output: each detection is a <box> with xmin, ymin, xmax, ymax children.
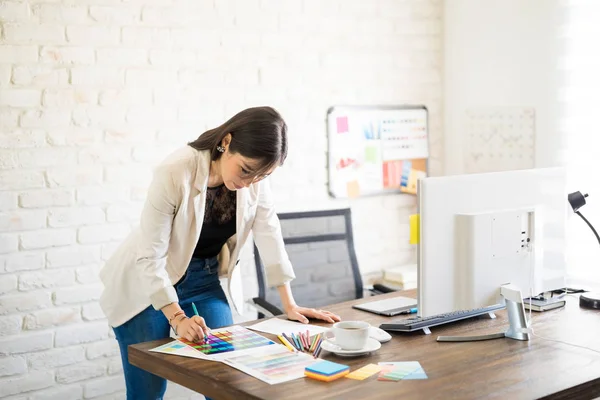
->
<box><xmin>345</xmin><ymin>364</ymin><xmax>383</xmax><ymax>380</ymax></box>
<box><xmin>377</xmin><ymin>365</ymin><xmax>403</xmax><ymax>381</ymax></box>
<box><xmin>222</xmin><ymin>344</ymin><xmax>318</xmax><ymax>385</ymax></box>
<box><xmin>150</xmin><ymin>325</ymin><xmax>276</xmax><ymax>361</ymax></box>
<box><xmin>378</xmin><ymin>361</ymin><xmax>428</xmax><ymax>380</ymax></box>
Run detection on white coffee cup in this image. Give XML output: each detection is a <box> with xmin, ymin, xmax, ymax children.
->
<box><xmin>324</xmin><ymin>321</ymin><xmax>370</xmax><ymax>350</ymax></box>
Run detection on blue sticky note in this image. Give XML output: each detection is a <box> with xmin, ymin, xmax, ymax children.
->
<box><xmin>305</xmin><ymin>360</ymin><xmax>349</xmax><ymax>376</ymax></box>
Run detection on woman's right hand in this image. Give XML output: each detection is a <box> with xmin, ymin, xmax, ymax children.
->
<box><xmin>175</xmin><ymin>315</ymin><xmax>211</xmax><ymax>342</ymax></box>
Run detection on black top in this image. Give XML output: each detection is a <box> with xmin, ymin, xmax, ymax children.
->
<box><xmin>193</xmin><ymin>184</ymin><xmax>237</xmax><ymax>259</ymax></box>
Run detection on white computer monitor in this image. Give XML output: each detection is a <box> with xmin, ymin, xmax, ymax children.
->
<box><xmin>417</xmin><ymin>167</ymin><xmax>567</xmax><ymax>319</ymax></box>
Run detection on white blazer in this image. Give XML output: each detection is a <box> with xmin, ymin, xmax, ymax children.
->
<box><xmin>99</xmin><ymin>146</ymin><xmax>295</xmax><ymax>327</ymax></box>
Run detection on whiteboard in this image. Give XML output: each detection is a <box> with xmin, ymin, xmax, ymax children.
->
<box><xmin>327</xmin><ymin>105</ymin><xmax>429</xmax><ymax>199</ymax></box>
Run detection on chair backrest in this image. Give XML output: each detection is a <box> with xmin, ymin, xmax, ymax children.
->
<box><xmin>253</xmin><ymin>208</ymin><xmax>364</xmax><ymax>310</ymax></box>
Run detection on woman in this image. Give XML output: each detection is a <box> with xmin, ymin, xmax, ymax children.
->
<box><xmin>99</xmin><ymin>106</ymin><xmax>341</xmax><ymax>399</ymax></box>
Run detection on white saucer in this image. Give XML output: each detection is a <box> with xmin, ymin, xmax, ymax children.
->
<box><xmin>320</xmin><ymin>337</ymin><xmax>381</xmax><ymax>357</ymax></box>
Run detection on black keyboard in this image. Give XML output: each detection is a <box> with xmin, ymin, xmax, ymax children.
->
<box><xmin>380</xmin><ymin>304</ymin><xmax>506</xmax><ymax>333</ymax></box>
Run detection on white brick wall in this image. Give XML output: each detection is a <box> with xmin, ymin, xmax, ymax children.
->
<box><xmin>0</xmin><ymin>0</ymin><xmax>443</xmax><ymax>398</ymax></box>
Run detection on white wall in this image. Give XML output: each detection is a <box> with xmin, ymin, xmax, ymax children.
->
<box><xmin>443</xmin><ymin>0</ymin><xmax>600</xmax><ymax>288</ymax></box>
<box><xmin>0</xmin><ymin>1</ymin><xmax>443</xmax><ymax>398</ymax></box>
<box><xmin>558</xmin><ymin>1</ymin><xmax>600</xmax><ymax>286</ymax></box>
<box><xmin>443</xmin><ymin>0</ymin><xmax>563</xmax><ymax>175</ymax></box>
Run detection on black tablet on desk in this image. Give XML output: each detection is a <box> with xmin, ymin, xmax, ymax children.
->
<box><xmin>352</xmin><ymin>296</ymin><xmax>417</xmax><ymax>317</ymax></box>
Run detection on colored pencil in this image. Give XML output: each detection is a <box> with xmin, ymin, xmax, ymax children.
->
<box><xmin>290</xmin><ymin>333</ymin><xmax>297</xmax><ymax>349</ymax></box>
<box><xmin>314</xmin><ymin>344</ymin><xmax>323</xmax><ymax>358</ymax></box>
<box><xmin>291</xmin><ymin>333</ymin><xmax>301</xmax><ymax>351</ymax></box>
<box><xmin>282</xmin><ymin>333</ymin><xmax>298</xmax><ymax>351</ymax></box>
<box><xmin>191</xmin><ymin>302</ymin><xmax>207</xmax><ymax>341</ymax></box>
<box><xmin>313</xmin><ymin>336</ymin><xmax>323</xmax><ymax>358</ymax></box>
<box><xmin>309</xmin><ymin>333</ymin><xmax>320</xmax><ymax>353</ymax></box>
<box><xmin>284</xmin><ymin>335</ymin><xmax>299</xmax><ymax>352</ymax></box>
<box><xmin>297</xmin><ymin>332</ymin><xmax>304</xmax><ymax>350</ymax></box>
<box><xmin>277</xmin><ymin>335</ymin><xmax>296</xmax><ymax>352</ymax></box>
<box><xmin>296</xmin><ymin>333</ymin><xmax>303</xmax><ymax>350</ymax></box>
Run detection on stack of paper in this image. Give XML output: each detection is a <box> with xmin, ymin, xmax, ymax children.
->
<box><xmin>382</xmin><ymin>264</ymin><xmax>417</xmax><ymax>290</ymax></box>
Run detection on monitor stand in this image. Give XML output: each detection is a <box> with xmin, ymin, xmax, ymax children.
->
<box><xmin>437</xmin><ymin>284</ymin><xmax>530</xmax><ymax>342</ymax></box>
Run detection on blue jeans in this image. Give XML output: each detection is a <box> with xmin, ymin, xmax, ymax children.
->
<box><xmin>113</xmin><ymin>257</ymin><xmax>234</xmax><ymax>400</ymax></box>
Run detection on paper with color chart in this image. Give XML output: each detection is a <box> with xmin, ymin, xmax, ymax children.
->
<box><xmin>150</xmin><ymin>325</ymin><xmax>319</xmax><ymax>385</ymax></box>
<box><xmin>150</xmin><ymin>340</ymin><xmax>209</xmax><ymax>360</ymax></box>
<box><xmin>222</xmin><ymin>343</ymin><xmax>318</xmax><ymax>385</ymax></box>
<box><xmin>150</xmin><ymin>325</ymin><xmax>277</xmax><ymax>361</ymax></box>
<box><xmin>246</xmin><ymin>317</ymin><xmax>330</xmax><ymax>337</ymax></box>
<box><xmin>378</xmin><ymin>361</ymin><xmax>428</xmax><ymax>380</ymax></box>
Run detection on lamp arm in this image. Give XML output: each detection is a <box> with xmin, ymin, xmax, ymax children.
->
<box><xmin>575</xmin><ymin>211</ymin><xmax>600</xmax><ymax>246</ymax></box>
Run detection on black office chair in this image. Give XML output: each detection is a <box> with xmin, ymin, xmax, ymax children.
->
<box><xmin>249</xmin><ymin>208</ymin><xmax>394</xmax><ymax>318</ymax></box>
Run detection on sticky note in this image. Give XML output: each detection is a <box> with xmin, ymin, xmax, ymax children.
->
<box><xmin>409</xmin><ymin>214</ymin><xmax>420</xmax><ymax>244</ymax></box>
<box><xmin>336</xmin><ymin>116</ymin><xmax>349</xmax><ymax>133</ymax></box>
<box><xmin>305</xmin><ymin>360</ymin><xmax>349</xmax><ymax>376</ymax></box>
<box><xmin>305</xmin><ymin>369</ymin><xmax>349</xmax><ymax>382</ymax></box>
<box><xmin>346</xmin><ymin>180</ymin><xmax>360</xmax><ymax>198</ymax></box>
<box><xmin>364</xmin><ymin>145</ymin><xmax>378</xmax><ymax>163</ymax></box>
<box><xmin>404</xmin><ymin>169</ymin><xmax>426</xmax><ymax>195</ymax></box>
<box><xmin>345</xmin><ymin>364</ymin><xmax>383</xmax><ymax>380</ymax></box>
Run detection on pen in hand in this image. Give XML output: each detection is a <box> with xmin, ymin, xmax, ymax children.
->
<box><xmin>191</xmin><ymin>302</ymin><xmax>208</xmax><ymax>341</ymax></box>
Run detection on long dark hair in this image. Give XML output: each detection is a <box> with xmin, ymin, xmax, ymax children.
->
<box><xmin>188</xmin><ymin>106</ymin><xmax>288</xmax><ymax>177</ymax></box>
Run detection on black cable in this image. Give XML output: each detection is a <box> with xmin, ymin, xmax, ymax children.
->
<box><xmin>576</xmin><ymin>211</ymin><xmax>600</xmax><ymax>246</ymax></box>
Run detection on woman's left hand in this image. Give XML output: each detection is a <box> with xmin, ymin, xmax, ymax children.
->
<box><xmin>285</xmin><ymin>305</ymin><xmax>342</xmax><ymax>324</ymax></box>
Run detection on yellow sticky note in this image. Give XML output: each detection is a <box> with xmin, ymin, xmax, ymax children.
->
<box><xmin>345</xmin><ymin>364</ymin><xmax>383</xmax><ymax>380</ymax></box>
<box><xmin>346</xmin><ymin>180</ymin><xmax>360</xmax><ymax>198</ymax></box>
<box><xmin>409</xmin><ymin>214</ymin><xmax>420</xmax><ymax>245</ymax></box>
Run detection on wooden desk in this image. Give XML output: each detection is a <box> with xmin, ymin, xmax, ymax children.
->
<box><xmin>129</xmin><ymin>291</ymin><xmax>600</xmax><ymax>400</ymax></box>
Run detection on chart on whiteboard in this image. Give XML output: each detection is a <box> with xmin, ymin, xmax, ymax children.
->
<box><xmin>464</xmin><ymin>107</ymin><xmax>535</xmax><ymax>174</ymax></box>
<box><xmin>327</xmin><ymin>106</ymin><xmax>429</xmax><ymax>198</ymax></box>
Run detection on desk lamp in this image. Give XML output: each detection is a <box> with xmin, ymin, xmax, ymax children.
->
<box><xmin>568</xmin><ymin>191</ymin><xmax>600</xmax><ymax>309</ymax></box>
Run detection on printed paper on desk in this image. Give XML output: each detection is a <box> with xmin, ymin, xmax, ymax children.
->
<box><xmin>222</xmin><ymin>344</ymin><xmax>318</xmax><ymax>385</ymax></box>
<box><xmin>150</xmin><ymin>325</ymin><xmax>317</xmax><ymax>385</ymax></box>
<box><xmin>150</xmin><ymin>340</ymin><xmax>209</xmax><ymax>360</ymax></box>
<box><xmin>247</xmin><ymin>318</ymin><xmax>330</xmax><ymax>337</ymax></box>
<box><xmin>150</xmin><ymin>325</ymin><xmax>277</xmax><ymax>361</ymax></box>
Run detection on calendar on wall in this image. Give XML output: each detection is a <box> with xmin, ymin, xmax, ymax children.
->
<box><xmin>327</xmin><ymin>105</ymin><xmax>429</xmax><ymax>199</ymax></box>
<box><xmin>464</xmin><ymin>107</ymin><xmax>536</xmax><ymax>174</ymax></box>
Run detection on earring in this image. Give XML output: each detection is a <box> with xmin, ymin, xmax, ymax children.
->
<box><xmin>216</xmin><ymin>145</ymin><xmax>225</xmax><ymax>153</ymax></box>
